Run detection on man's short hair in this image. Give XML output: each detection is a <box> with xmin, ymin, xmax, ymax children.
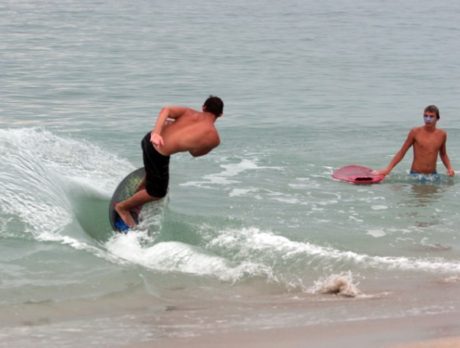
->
<box><xmin>204</xmin><ymin>96</ymin><xmax>224</xmax><ymax>117</ymax></box>
<box><xmin>424</xmin><ymin>105</ymin><xmax>440</xmax><ymax>119</ymax></box>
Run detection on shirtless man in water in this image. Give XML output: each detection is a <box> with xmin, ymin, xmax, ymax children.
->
<box><xmin>375</xmin><ymin>105</ymin><xmax>455</xmax><ymax>177</ymax></box>
<box><xmin>115</xmin><ymin>96</ymin><xmax>223</xmax><ymax>227</ymax></box>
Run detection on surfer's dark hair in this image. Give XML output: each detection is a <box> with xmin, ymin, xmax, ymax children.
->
<box><xmin>424</xmin><ymin>105</ymin><xmax>440</xmax><ymax>120</ymax></box>
<box><xmin>203</xmin><ymin>95</ymin><xmax>224</xmax><ymax>117</ymax></box>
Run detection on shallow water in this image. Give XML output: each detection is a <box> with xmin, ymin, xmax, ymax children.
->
<box><xmin>1</xmin><ymin>0</ymin><xmax>460</xmax><ymax>346</ymax></box>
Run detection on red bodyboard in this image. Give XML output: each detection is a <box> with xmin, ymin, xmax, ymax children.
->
<box><xmin>332</xmin><ymin>165</ymin><xmax>384</xmax><ymax>184</ymax></box>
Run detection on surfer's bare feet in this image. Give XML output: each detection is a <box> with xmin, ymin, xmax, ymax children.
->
<box><xmin>115</xmin><ymin>203</ymin><xmax>136</xmax><ymax>228</ymax></box>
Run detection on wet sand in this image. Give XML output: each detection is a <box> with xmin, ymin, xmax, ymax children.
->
<box><xmin>128</xmin><ymin>311</ymin><xmax>460</xmax><ymax>348</ymax></box>
<box><xmin>394</xmin><ymin>337</ymin><xmax>460</xmax><ymax>348</ymax></box>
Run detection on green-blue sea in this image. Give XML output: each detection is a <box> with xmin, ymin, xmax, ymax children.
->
<box><xmin>1</xmin><ymin>0</ymin><xmax>460</xmax><ymax>346</ymax></box>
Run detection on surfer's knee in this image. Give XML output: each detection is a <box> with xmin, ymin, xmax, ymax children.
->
<box><xmin>114</xmin><ymin>201</ymin><xmax>126</xmax><ymax>214</ymax></box>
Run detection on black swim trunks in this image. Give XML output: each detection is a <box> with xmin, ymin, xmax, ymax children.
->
<box><xmin>141</xmin><ymin>132</ymin><xmax>170</xmax><ymax>198</ymax></box>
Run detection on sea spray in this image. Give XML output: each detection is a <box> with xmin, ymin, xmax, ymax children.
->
<box><xmin>310</xmin><ymin>271</ymin><xmax>361</xmax><ymax>297</ymax></box>
<box><xmin>106</xmin><ymin>233</ymin><xmax>273</xmax><ymax>283</ymax></box>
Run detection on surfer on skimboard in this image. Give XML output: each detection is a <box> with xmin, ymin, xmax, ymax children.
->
<box><xmin>374</xmin><ymin>105</ymin><xmax>455</xmax><ymax>178</ymax></box>
<box><xmin>115</xmin><ymin>96</ymin><xmax>224</xmax><ymax>228</ymax></box>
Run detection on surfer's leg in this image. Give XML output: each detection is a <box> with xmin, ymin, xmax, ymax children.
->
<box><xmin>115</xmin><ymin>189</ymin><xmax>159</xmax><ymax>227</ymax></box>
<box><xmin>116</xmin><ymin>132</ymin><xmax>169</xmax><ymax>227</ymax></box>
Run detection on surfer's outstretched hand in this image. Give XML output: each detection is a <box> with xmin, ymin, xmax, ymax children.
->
<box><xmin>372</xmin><ymin>169</ymin><xmax>389</xmax><ymax>177</ymax></box>
<box><xmin>151</xmin><ymin>132</ymin><xmax>164</xmax><ymax>147</ymax></box>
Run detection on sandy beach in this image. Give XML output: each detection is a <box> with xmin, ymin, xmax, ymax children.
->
<box><xmin>394</xmin><ymin>337</ymin><xmax>460</xmax><ymax>348</ymax></box>
<box><xmin>129</xmin><ymin>311</ymin><xmax>460</xmax><ymax>348</ymax></box>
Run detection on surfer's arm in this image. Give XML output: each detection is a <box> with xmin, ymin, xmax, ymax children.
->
<box><xmin>439</xmin><ymin>133</ymin><xmax>455</xmax><ymax>176</ymax></box>
<box><xmin>151</xmin><ymin>106</ymin><xmax>189</xmax><ymax>147</ymax></box>
<box><xmin>376</xmin><ymin>129</ymin><xmax>415</xmax><ymax>176</ymax></box>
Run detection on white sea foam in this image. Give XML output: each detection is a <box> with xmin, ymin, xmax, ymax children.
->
<box><xmin>181</xmin><ymin>158</ymin><xmax>281</xmax><ymax>188</ymax></box>
<box><xmin>0</xmin><ymin>130</ymin><xmax>72</xmax><ymax>236</ymax></box>
<box><xmin>0</xmin><ymin>128</ymin><xmax>130</xmax><ymax>254</ymax></box>
<box><xmin>371</xmin><ymin>205</ymin><xmax>388</xmax><ymax>210</ymax></box>
<box><xmin>106</xmin><ymin>232</ymin><xmax>272</xmax><ymax>282</ymax></box>
<box><xmin>367</xmin><ymin>229</ymin><xmax>386</xmax><ymax>238</ymax></box>
<box><xmin>207</xmin><ymin>227</ymin><xmax>460</xmax><ymax>276</ymax></box>
<box><xmin>0</xmin><ymin>128</ymin><xmax>131</xmax><ymax>195</ymax></box>
<box><xmin>348</xmin><ymin>215</ymin><xmax>363</xmax><ymax>223</ymax></box>
<box><xmin>270</xmin><ymin>196</ymin><xmax>301</xmax><ymax>204</ymax></box>
<box><xmin>289</xmin><ymin>177</ymin><xmax>322</xmax><ymax>189</ymax></box>
<box><xmin>36</xmin><ymin>230</ymin><xmax>114</xmax><ymax>261</ymax></box>
<box><xmin>228</xmin><ymin>188</ymin><xmax>258</xmax><ymax>197</ymax></box>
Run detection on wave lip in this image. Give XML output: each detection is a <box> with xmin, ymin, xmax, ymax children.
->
<box><xmin>106</xmin><ymin>233</ymin><xmax>273</xmax><ymax>283</ymax></box>
<box><xmin>106</xmin><ymin>224</ymin><xmax>460</xmax><ymax>292</ymax></box>
<box><xmin>208</xmin><ymin>227</ymin><xmax>460</xmax><ymax>276</ymax></box>
<box><xmin>0</xmin><ymin>128</ymin><xmax>130</xmax><ymax>244</ymax></box>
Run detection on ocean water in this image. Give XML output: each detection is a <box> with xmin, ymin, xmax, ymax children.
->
<box><xmin>1</xmin><ymin>0</ymin><xmax>460</xmax><ymax>346</ymax></box>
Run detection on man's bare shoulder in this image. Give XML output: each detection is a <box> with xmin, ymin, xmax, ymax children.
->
<box><xmin>435</xmin><ymin>128</ymin><xmax>447</xmax><ymax>139</ymax></box>
<box><xmin>201</xmin><ymin>126</ymin><xmax>220</xmax><ymax>149</ymax></box>
<box><xmin>436</xmin><ymin>128</ymin><xmax>447</xmax><ymax>135</ymax></box>
<box><xmin>184</xmin><ymin>108</ymin><xmax>206</xmax><ymax>119</ymax></box>
<box><xmin>407</xmin><ymin>127</ymin><xmax>421</xmax><ymax>138</ymax></box>
<box><xmin>165</xmin><ymin>106</ymin><xmax>197</xmax><ymax>118</ymax></box>
<box><xmin>211</xmin><ymin>129</ymin><xmax>221</xmax><ymax>146</ymax></box>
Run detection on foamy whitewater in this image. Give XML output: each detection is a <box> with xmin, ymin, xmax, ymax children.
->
<box><xmin>1</xmin><ymin>0</ymin><xmax>460</xmax><ymax>346</ymax></box>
